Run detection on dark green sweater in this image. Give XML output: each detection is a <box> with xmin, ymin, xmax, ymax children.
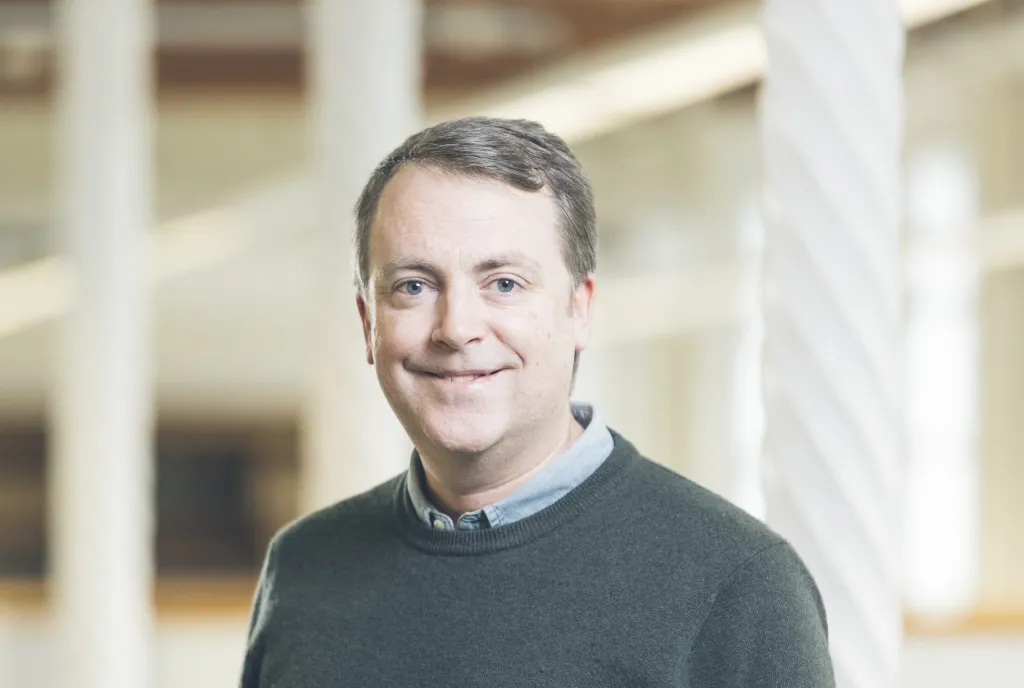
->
<box><xmin>241</xmin><ymin>432</ymin><xmax>835</xmax><ymax>687</ymax></box>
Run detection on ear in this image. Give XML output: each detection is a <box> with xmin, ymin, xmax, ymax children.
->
<box><xmin>571</xmin><ymin>273</ymin><xmax>596</xmax><ymax>353</ymax></box>
<box><xmin>356</xmin><ymin>293</ymin><xmax>374</xmax><ymax>365</ymax></box>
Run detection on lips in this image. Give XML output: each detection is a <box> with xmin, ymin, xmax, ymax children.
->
<box><xmin>415</xmin><ymin>368</ymin><xmax>505</xmax><ymax>383</ymax></box>
<box><xmin>436</xmin><ymin>372</ymin><xmax>491</xmax><ymax>383</ymax></box>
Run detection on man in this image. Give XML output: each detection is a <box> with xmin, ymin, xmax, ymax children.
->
<box><xmin>241</xmin><ymin>117</ymin><xmax>835</xmax><ymax>687</ymax></box>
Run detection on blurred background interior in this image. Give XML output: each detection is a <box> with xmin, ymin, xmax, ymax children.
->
<box><xmin>1</xmin><ymin>0</ymin><xmax>1023</xmax><ymax>686</ymax></box>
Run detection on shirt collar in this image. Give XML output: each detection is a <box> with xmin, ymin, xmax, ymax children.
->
<box><xmin>406</xmin><ymin>402</ymin><xmax>615</xmax><ymax>531</ymax></box>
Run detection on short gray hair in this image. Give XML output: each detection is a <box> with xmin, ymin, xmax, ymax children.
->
<box><xmin>353</xmin><ymin>117</ymin><xmax>597</xmax><ymax>293</ymax></box>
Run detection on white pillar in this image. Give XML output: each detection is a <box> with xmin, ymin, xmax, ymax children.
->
<box><xmin>904</xmin><ymin>147</ymin><xmax>980</xmax><ymax>618</ymax></box>
<box><xmin>301</xmin><ymin>0</ymin><xmax>422</xmax><ymax>511</ymax></box>
<box><xmin>727</xmin><ymin>202</ymin><xmax>767</xmax><ymax>518</ymax></box>
<box><xmin>760</xmin><ymin>2</ymin><xmax>905</xmax><ymax>688</ymax></box>
<box><xmin>49</xmin><ymin>1</ymin><xmax>153</xmax><ymax>688</ymax></box>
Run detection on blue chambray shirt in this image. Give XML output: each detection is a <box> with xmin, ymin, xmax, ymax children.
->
<box><xmin>406</xmin><ymin>403</ymin><xmax>614</xmax><ymax>531</ymax></box>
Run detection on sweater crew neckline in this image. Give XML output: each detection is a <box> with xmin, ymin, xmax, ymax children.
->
<box><xmin>393</xmin><ymin>431</ymin><xmax>640</xmax><ymax>556</ymax></box>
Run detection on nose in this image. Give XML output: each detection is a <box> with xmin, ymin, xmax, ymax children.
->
<box><xmin>431</xmin><ymin>283</ymin><xmax>487</xmax><ymax>350</ymax></box>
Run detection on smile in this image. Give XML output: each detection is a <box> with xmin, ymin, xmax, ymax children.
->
<box><xmin>420</xmin><ymin>369</ymin><xmax>505</xmax><ymax>384</ymax></box>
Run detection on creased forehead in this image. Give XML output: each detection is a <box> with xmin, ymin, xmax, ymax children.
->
<box><xmin>375</xmin><ymin>164</ymin><xmax>557</xmax><ymax>224</ymax></box>
<box><xmin>372</xmin><ymin>167</ymin><xmax>558</xmax><ymax>247</ymax></box>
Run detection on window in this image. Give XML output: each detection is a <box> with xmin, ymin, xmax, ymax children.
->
<box><xmin>0</xmin><ymin>426</ymin><xmax>46</xmax><ymax>577</ymax></box>
<box><xmin>0</xmin><ymin>420</ymin><xmax>298</xmax><ymax>580</ymax></box>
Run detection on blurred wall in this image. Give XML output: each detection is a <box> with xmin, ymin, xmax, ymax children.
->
<box><xmin>2</xmin><ymin>5</ymin><xmax>1024</xmax><ymax>686</ymax></box>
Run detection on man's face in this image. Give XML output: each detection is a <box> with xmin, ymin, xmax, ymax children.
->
<box><xmin>358</xmin><ymin>165</ymin><xmax>594</xmax><ymax>458</ymax></box>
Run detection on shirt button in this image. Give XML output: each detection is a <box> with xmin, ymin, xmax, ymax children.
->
<box><xmin>432</xmin><ymin>519</ymin><xmax>446</xmax><ymax>530</ymax></box>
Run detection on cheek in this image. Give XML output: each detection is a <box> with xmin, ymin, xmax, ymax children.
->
<box><xmin>372</xmin><ymin>309</ymin><xmax>423</xmax><ymax>355</ymax></box>
<box><xmin>499</xmin><ymin>307</ymin><xmax>573</xmax><ymax>361</ymax></box>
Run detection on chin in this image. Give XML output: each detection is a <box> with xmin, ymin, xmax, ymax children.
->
<box><xmin>420</xmin><ymin>410</ymin><xmax>508</xmax><ymax>457</ymax></box>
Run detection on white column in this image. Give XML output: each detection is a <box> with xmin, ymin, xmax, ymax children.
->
<box><xmin>301</xmin><ymin>0</ymin><xmax>422</xmax><ymax>511</ymax></box>
<box><xmin>760</xmin><ymin>2</ymin><xmax>905</xmax><ymax>688</ymax></box>
<box><xmin>49</xmin><ymin>1</ymin><xmax>153</xmax><ymax>688</ymax></box>
<box><xmin>904</xmin><ymin>147</ymin><xmax>980</xmax><ymax>618</ymax></box>
<box><xmin>727</xmin><ymin>201</ymin><xmax>767</xmax><ymax>518</ymax></box>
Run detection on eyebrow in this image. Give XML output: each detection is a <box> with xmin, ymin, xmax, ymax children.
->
<box><xmin>473</xmin><ymin>251</ymin><xmax>542</xmax><ymax>276</ymax></box>
<box><xmin>378</xmin><ymin>257</ymin><xmax>441</xmax><ymax>282</ymax></box>
<box><xmin>377</xmin><ymin>252</ymin><xmax>542</xmax><ymax>283</ymax></box>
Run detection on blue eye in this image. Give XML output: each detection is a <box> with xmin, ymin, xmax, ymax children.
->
<box><xmin>496</xmin><ymin>279</ymin><xmax>516</xmax><ymax>293</ymax></box>
<box><xmin>401</xmin><ymin>281</ymin><xmax>424</xmax><ymax>296</ymax></box>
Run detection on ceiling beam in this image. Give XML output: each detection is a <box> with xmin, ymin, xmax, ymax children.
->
<box><xmin>430</xmin><ymin>0</ymin><xmax>1002</xmax><ymax>143</ymax></box>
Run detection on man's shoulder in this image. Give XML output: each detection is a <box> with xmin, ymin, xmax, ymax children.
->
<box><xmin>610</xmin><ymin>449</ymin><xmax>818</xmax><ymax>610</ymax></box>
<box><xmin>614</xmin><ymin>442</ymin><xmax>784</xmax><ymax>562</ymax></box>
<box><xmin>270</xmin><ymin>473</ymin><xmax>404</xmax><ymax>557</ymax></box>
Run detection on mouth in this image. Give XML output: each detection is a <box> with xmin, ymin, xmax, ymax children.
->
<box><xmin>417</xmin><ymin>369</ymin><xmax>506</xmax><ymax>385</ymax></box>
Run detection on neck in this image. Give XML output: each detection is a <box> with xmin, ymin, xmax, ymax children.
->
<box><xmin>418</xmin><ymin>407</ymin><xmax>585</xmax><ymax>519</ymax></box>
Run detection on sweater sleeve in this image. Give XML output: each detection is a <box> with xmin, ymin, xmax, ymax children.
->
<box><xmin>239</xmin><ymin>536</ymin><xmax>279</xmax><ymax>688</ymax></box>
<box><xmin>684</xmin><ymin>542</ymin><xmax>835</xmax><ymax>688</ymax></box>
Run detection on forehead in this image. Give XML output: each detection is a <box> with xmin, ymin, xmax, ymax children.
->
<box><xmin>370</xmin><ymin>165</ymin><xmax>561</xmax><ymax>264</ymax></box>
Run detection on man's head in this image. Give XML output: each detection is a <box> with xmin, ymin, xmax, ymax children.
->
<box><xmin>353</xmin><ymin>117</ymin><xmax>597</xmax><ymax>458</ymax></box>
